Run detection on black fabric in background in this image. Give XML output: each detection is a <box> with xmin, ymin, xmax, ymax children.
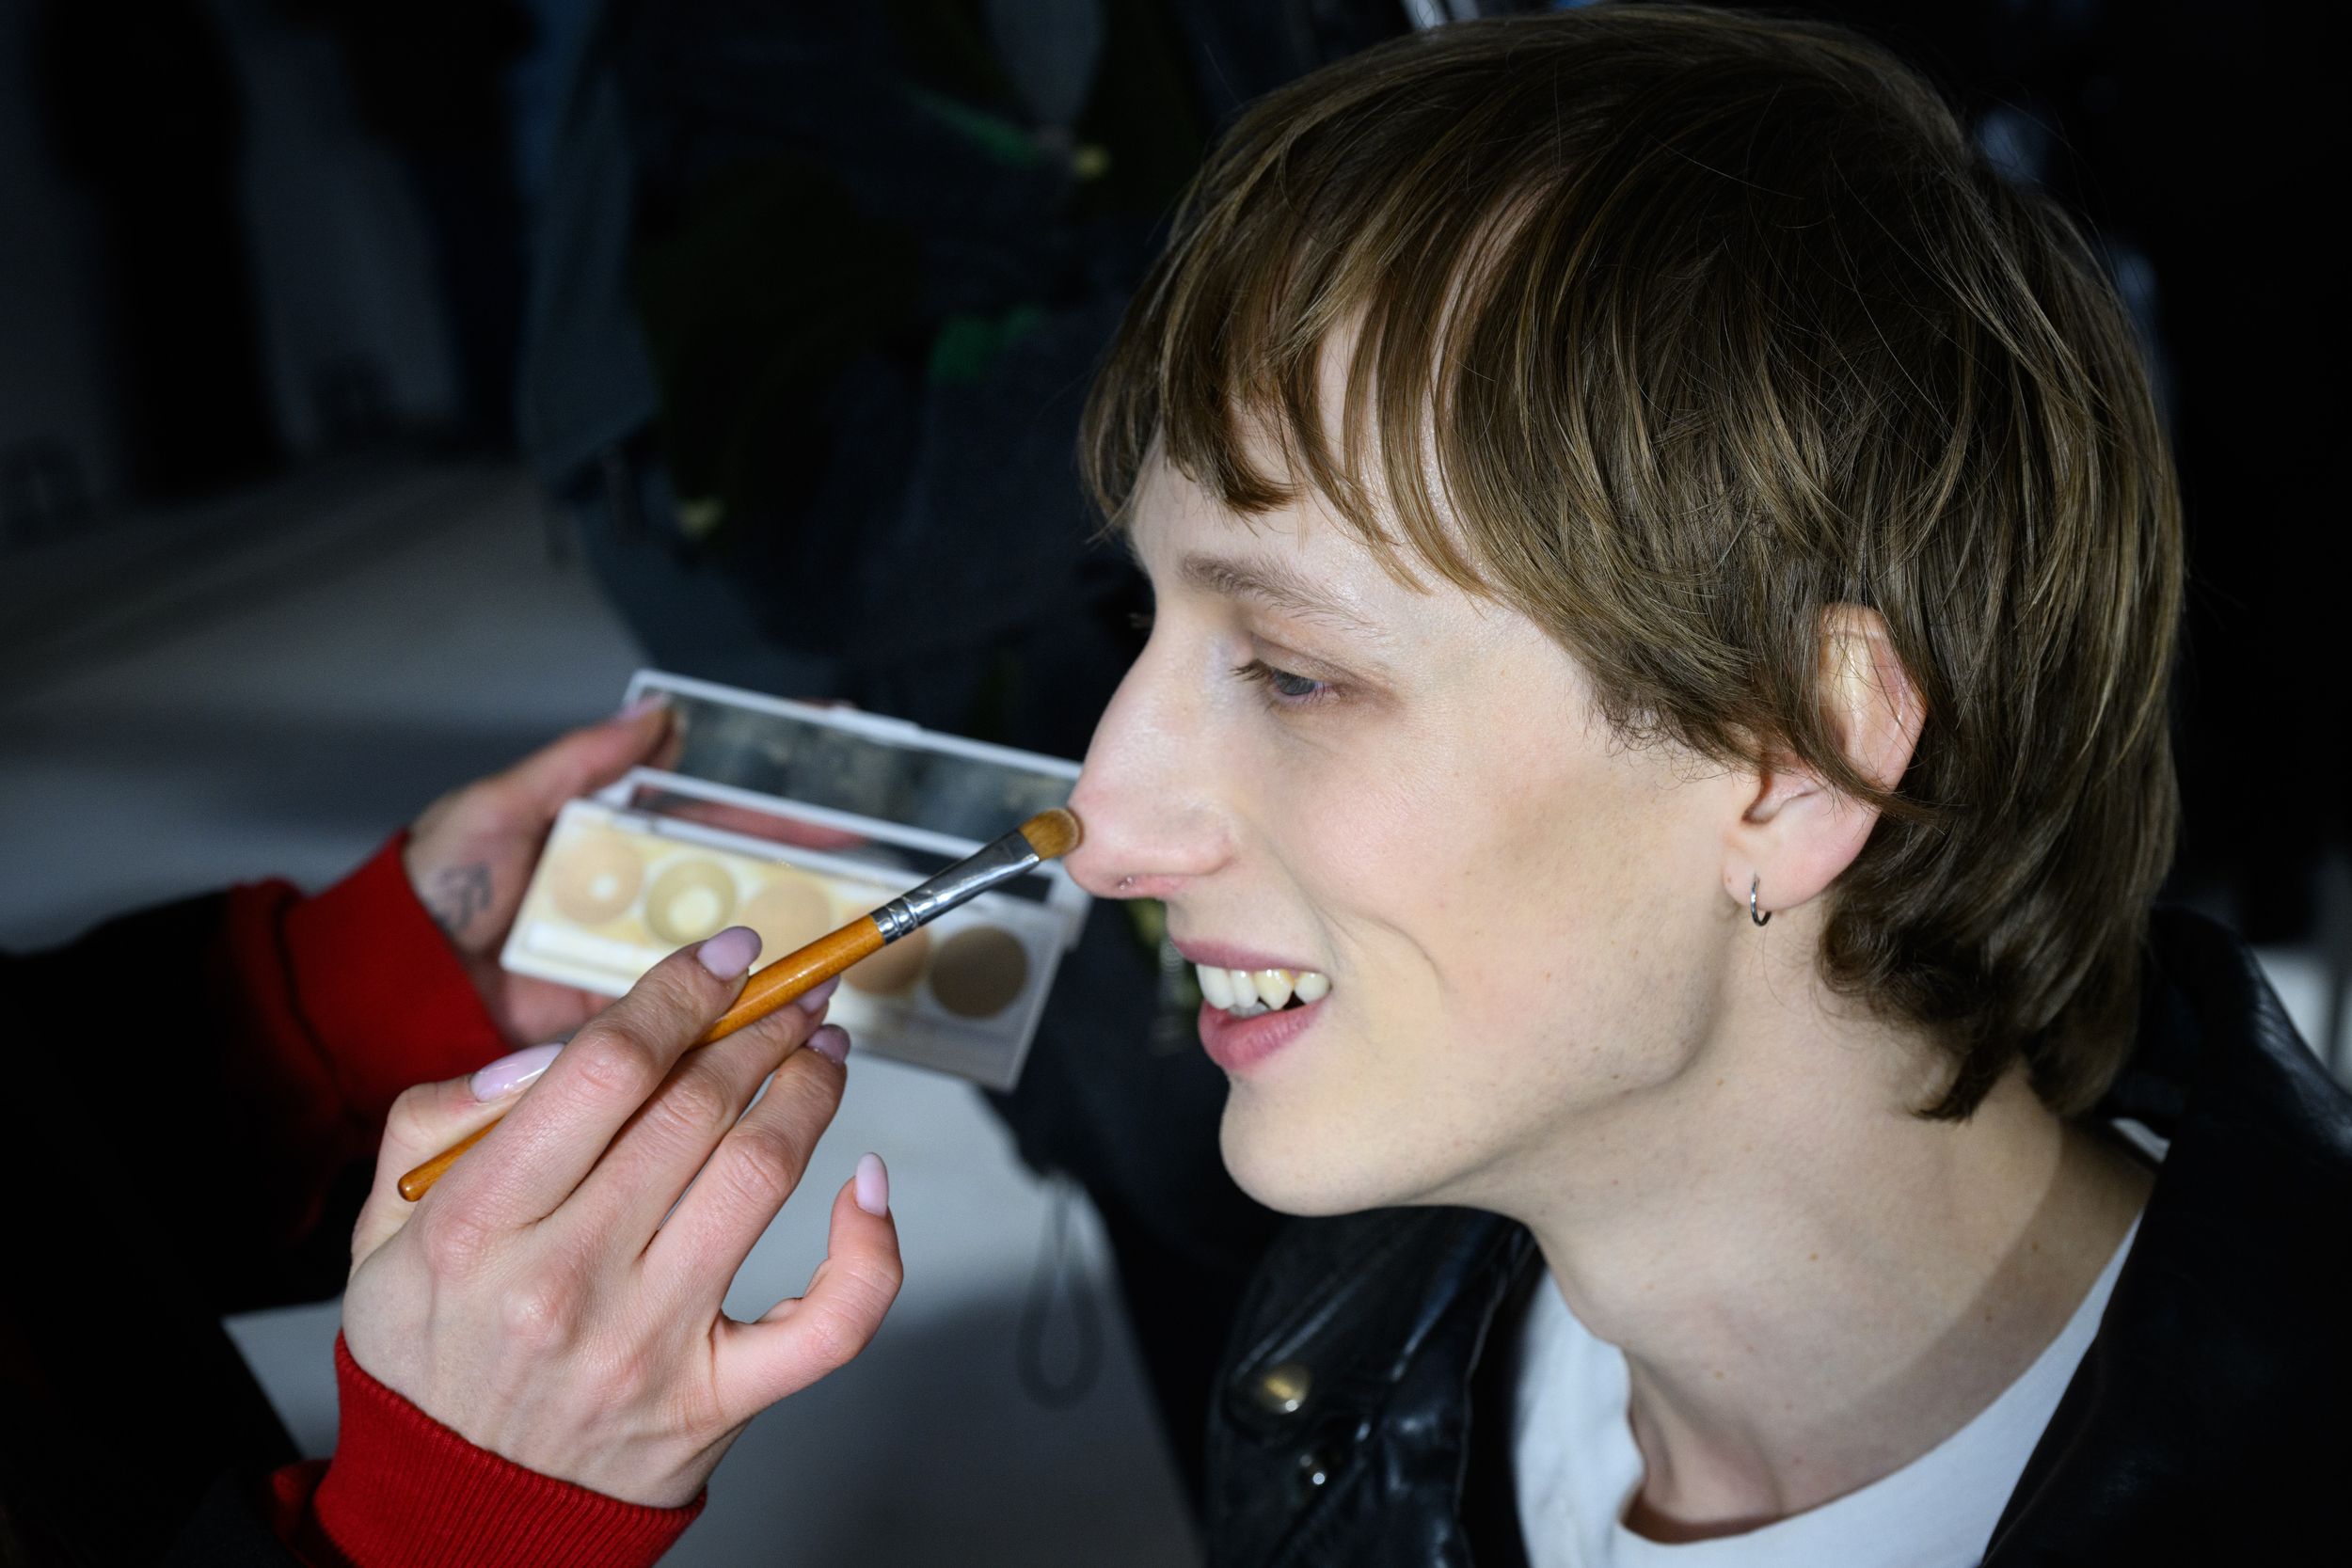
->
<box><xmin>33</xmin><ymin>0</ymin><xmax>283</xmax><ymax>500</ymax></box>
<box><xmin>283</xmin><ymin>0</ymin><xmax>538</xmax><ymax>448</ymax></box>
<box><xmin>0</xmin><ymin>898</ymin><xmax>368</xmax><ymax>1567</ymax></box>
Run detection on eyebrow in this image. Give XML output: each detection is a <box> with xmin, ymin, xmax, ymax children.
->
<box><xmin>1177</xmin><ymin>551</ymin><xmax>1377</xmax><ymax>635</ymax></box>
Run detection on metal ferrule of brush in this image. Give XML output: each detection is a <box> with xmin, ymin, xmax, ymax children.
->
<box><xmin>870</xmin><ymin>830</ymin><xmax>1041</xmax><ymax>942</ymax></box>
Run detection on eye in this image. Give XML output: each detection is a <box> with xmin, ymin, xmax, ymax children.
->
<box><xmin>1236</xmin><ymin>657</ymin><xmax>1335</xmax><ymax>705</ymax></box>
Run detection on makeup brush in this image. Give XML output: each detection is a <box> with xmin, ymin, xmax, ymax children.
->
<box><xmin>396</xmin><ymin>807</ymin><xmax>1083</xmax><ymax>1202</ymax></box>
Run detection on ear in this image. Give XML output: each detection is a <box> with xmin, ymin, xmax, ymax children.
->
<box><xmin>1724</xmin><ymin>606</ymin><xmax>1925</xmax><ymax>920</ymax></box>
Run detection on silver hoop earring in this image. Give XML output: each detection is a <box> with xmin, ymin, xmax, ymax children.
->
<box><xmin>1750</xmin><ymin>876</ymin><xmax>1771</xmax><ymax>927</ymax></box>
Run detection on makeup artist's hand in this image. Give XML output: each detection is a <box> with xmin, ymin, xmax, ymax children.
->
<box><xmin>403</xmin><ymin>699</ymin><xmax>677</xmax><ymax>1043</ymax></box>
<box><xmin>341</xmin><ymin>927</ymin><xmax>901</xmax><ymax>1507</ymax></box>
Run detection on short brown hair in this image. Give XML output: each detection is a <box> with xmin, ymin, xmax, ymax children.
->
<box><xmin>1083</xmin><ymin>4</ymin><xmax>2182</xmax><ymax>1117</ymax></box>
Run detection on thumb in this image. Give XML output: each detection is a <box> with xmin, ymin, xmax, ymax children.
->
<box><xmin>501</xmin><ymin>700</ymin><xmax>674</xmax><ymax>819</ymax></box>
<box><xmin>405</xmin><ymin>703</ymin><xmax>671</xmax><ymax>879</ymax></box>
<box><xmin>350</xmin><ymin>1043</ymin><xmax>563</xmax><ymax>1273</ymax></box>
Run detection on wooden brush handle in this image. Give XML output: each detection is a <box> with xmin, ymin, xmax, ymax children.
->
<box><xmin>395</xmin><ymin>916</ymin><xmax>887</xmax><ymax>1202</ymax></box>
<box><xmin>397</xmin><ymin>1120</ymin><xmax>498</xmax><ymax>1202</ymax></box>
<box><xmin>701</xmin><ymin>917</ymin><xmax>882</xmax><ymax>1042</ymax></box>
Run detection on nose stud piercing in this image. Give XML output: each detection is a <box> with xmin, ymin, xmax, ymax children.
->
<box><xmin>1750</xmin><ymin>876</ymin><xmax>1771</xmax><ymax>927</ymax></box>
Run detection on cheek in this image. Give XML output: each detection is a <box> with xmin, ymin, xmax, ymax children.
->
<box><xmin>1443</xmin><ymin>758</ymin><xmax>1724</xmax><ymax>1113</ymax></box>
<box><xmin>1219</xmin><ymin>726</ymin><xmax>1724</xmax><ymax>1214</ymax></box>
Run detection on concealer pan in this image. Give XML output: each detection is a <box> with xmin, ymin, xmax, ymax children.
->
<box><xmin>929</xmin><ymin>926</ymin><xmax>1029</xmax><ymax>1018</ymax></box>
<box><xmin>644</xmin><ymin>859</ymin><xmax>737</xmax><ymax>944</ymax></box>
<box><xmin>547</xmin><ymin>834</ymin><xmax>644</xmax><ymax>925</ymax></box>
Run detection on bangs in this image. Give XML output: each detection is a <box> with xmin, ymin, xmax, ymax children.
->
<box><xmin>1085</xmin><ymin>24</ymin><xmax>1562</xmax><ymax>596</ymax></box>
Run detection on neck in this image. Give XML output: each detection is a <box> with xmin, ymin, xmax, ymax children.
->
<box><xmin>1477</xmin><ymin>909</ymin><xmax>2150</xmax><ymax>1536</ymax></box>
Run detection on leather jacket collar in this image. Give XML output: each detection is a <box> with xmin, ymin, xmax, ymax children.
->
<box><xmin>1204</xmin><ymin>910</ymin><xmax>2352</xmax><ymax>1566</ymax></box>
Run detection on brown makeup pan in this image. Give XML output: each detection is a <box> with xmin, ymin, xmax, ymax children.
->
<box><xmin>929</xmin><ymin>926</ymin><xmax>1029</xmax><ymax>1019</ymax></box>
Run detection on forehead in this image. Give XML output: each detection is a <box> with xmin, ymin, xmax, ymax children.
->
<box><xmin>1128</xmin><ymin>456</ymin><xmax>1535</xmax><ymax>663</ymax></box>
<box><xmin>1129</xmin><ymin>457</ymin><xmax>1398</xmax><ymax>621</ymax></box>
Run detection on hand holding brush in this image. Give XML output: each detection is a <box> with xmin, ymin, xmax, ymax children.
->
<box><xmin>396</xmin><ymin>807</ymin><xmax>1082</xmax><ymax>1200</ymax></box>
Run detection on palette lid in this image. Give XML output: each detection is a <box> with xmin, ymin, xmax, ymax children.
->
<box><xmin>607</xmin><ymin>670</ymin><xmax>1090</xmax><ymax>943</ymax></box>
<box><xmin>620</xmin><ymin>670</ymin><xmax>1079</xmax><ymax>846</ymax></box>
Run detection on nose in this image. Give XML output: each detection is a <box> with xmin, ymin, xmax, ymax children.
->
<box><xmin>1065</xmin><ymin>635</ymin><xmax>1231</xmax><ymax>901</ymax></box>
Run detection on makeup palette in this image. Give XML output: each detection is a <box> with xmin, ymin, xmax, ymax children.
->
<box><xmin>499</xmin><ymin>672</ymin><xmax>1089</xmax><ymax>1089</ymax></box>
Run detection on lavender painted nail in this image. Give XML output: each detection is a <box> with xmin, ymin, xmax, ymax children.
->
<box><xmin>470</xmin><ymin>1042</ymin><xmax>562</xmax><ymax>1101</ymax></box>
<box><xmin>697</xmin><ymin>926</ymin><xmax>761</xmax><ymax>979</ymax></box>
<box><xmin>796</xmin><ymin>975</ymin><xmax>841</xmax><ymax>1013</ymax></box>
<box><xmin>807</xmin><ymin>1023</ymin><xmax>851</xmax><ymax>1066</ymax></box>
<box><xmin>854</xmin><ymin>1152</ymin><xmax>890</xmax><ymax>1216</ymax></box>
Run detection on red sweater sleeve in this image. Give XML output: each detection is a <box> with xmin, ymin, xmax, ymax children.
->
<box><xmin>218</xmin><ymin>843</ymin><xmax>700</xmax><ymax>1565</ymax></box>
<box><xmin>262</xmin><ymin>1338</ymin><xmax>703</xmax><ymax>1568</ymax></box>
<box><xmin>214</xmin><ymin>833</ymin><xmax>510</xmax><ymax>1242</ymax></box>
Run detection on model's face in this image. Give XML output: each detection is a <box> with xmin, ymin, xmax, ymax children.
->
<box><xmin>1067</xmin><ymin>460</ymin><xmax>1751</xmax><ymax>1215</ymax></box>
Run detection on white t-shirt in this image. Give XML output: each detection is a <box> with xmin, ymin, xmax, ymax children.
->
<box><xmin>1512</xmin><ymin>1219</ymin><xmax>2138</xmax><ymax>1568</ymax></box>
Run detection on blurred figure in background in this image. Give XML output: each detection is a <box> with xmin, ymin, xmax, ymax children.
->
<box><xmin>35</xmin><ymin>0</ymin><xmax>284</xmax><ymax>499</ymax></box>
<box><xmin>281</xmin><ymin>0</ymin><xmax>539</xmax><ymax>451</ymax></box>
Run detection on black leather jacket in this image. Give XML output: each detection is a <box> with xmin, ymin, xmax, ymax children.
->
<box><xmin>1203</xmin><ymin>909</ymin><xmax>2352</xmax><ymax>1565</ymax></box>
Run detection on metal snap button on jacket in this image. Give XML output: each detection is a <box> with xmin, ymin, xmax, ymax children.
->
<box><xmin>1254</xmin><ymin>1361</ymin><xmax>1312</xmax><ymax>1416</ymax></box>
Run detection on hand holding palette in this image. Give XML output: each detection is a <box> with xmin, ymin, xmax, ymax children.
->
<box><xmin>500</xmin><ymin>671</ymin><xmax>1090</xmax><ymax>1090</ymax></box>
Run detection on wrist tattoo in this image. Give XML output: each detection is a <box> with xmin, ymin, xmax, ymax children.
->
<box><xmin>425</xmin><ymin>862</ymin><xmax>495</xmax><ymax>942</ymax></box>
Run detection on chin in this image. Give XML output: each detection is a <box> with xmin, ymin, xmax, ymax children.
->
<box><xmin>1217</xmin><ymin>1083</ymin><xmax>1431</xmax><ymax>1218</ymax></box>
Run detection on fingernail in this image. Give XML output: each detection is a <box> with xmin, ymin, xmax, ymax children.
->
<box><xmin>854</xmin><ymin>1151</ymin><xmax>889</xmax><ymax>1216</ymax></box>
<box><xmin>807</xmin><ymin>1023</ymin><xmax>851</xmax><ymax>1066</ymax></box>
<box><xmin>697</xmin><ymin>926</ymin><xmax>761</xmax><ymax>978</ymax></box>
<box><xmin>617</xmin><ymin>692</ymin><xmax>670</xmax><ymax>720</ymax></box>
<box><xmin>796</xmin><ymin>975</ymin><xmax>841</xmax><ymax>1013</ymax></box>
<box><xmin>470</xmin><ymin>1043</ymin><xmax>562</xmax><ymax>1101</ymax></box>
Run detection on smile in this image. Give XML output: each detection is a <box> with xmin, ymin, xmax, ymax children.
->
<box><xmin>1195</xmin><ymin>963</ymin><xmax>1330</xmax><ymax>1018</ymax></box>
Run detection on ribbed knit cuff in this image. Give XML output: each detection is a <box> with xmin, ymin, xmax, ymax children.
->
<box><xmin>287</xmin><ymin>1336</ymin><xmax>704</xmax><ymax>1568</ymax></box>
<box><xmin>281</xmin><ymin>832</ymin><xmax>510</xmax><ymax>1120</ymax></box>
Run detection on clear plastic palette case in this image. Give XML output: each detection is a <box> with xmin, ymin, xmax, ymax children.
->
<box><xmin>499</xmin><ymin>672</ymin><xmax>1089</xmax><ymax>1089</ymax></box>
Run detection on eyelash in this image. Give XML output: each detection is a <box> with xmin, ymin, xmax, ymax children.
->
<box><xmin>1235</xmin><ymin>657</ymin><xmax>1337</xmax><ymax>707</ymax></box>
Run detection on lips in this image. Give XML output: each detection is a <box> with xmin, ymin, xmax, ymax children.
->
<box><xmin>1175</xmin><ymin>945</ymin><xmax>1330</xmax><ymax>1072</ymax></box>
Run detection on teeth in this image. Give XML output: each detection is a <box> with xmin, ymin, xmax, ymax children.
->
<box><xmin>1193</xmin><ymin>962</ymin><xmax>1329</xmax><ymax>1014</ymax></box>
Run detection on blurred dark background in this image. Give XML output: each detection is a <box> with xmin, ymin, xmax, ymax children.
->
<box><xmin>0</xmin><ymin>1</ymin><xmax>2341</xmax><ymax>1561</ymax></box>
<box><xmin>5</xmin><ymin>0</ymin><xmax>2335</xmax><ymax>938</ymax></box>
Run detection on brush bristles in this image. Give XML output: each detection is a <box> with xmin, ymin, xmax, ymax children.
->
<box><xmin>1018</xmin><ymin>806</ymin><xmax>1083</xmax><ymax>861</ymax></box>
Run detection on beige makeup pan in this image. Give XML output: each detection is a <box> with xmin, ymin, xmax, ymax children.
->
<box><xmin>644</xmin><ymin>859</ymin><xmax>737</xmax><ymax>943</ymax></box>
<box><xmin>929</xmin><ymin>926</ymin><xmax>1029</xmax><ymax>1018</ymax></box>
<box><xmin>548</xmin><ymin>835</ymin><xmax>644</xmax><ymax>926</ymax></box>
<box><xmin>740</xmin><ymin>875</ymin><xmax>834</xmax><ymax>957</ymax></box>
